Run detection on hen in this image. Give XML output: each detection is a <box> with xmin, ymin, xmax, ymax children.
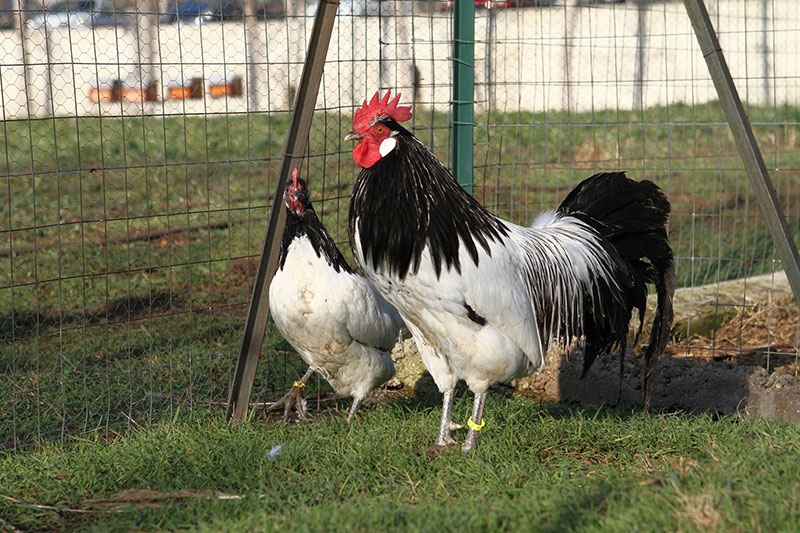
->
<box><xmin>268</xmin><ymin>169</ymin><xmax>403</xmax><ymax>422</ymax></box>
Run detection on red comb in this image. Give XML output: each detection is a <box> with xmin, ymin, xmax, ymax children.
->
<box><xmin>353</xmin><ymin>90</ymin><xmax>412</xmax><ymax>132</ymax></box>
<box><xmin>291</xmin><ymin>168</ymin><xmax>299</xmax><ymax>189</ymax></box>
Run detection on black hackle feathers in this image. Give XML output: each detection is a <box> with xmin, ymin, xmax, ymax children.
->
<box><xmin>279</xmin><ymin>178</ymin><xmax>354</xmax><ymax>275</ymax></box>
<box><xmin>349</xmin><ymin>119</ymin><xmax>507</xmax><ymax>280</ymax></box>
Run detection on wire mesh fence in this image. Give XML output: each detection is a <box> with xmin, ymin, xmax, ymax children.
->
<box><xmin>1</xmin><ymin>0</ymin><xmax>798</xmax><ymax>450</ymax></box>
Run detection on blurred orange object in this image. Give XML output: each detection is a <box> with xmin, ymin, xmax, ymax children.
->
<box><xmin>208</xmin><ymin>73</ymin><xmax>242</xmax><ymax>98</ymax></box>
<box><xmin>121</xmin><ymin>78</ymin><xmax>158</xmax><ymax>103</ymax></box>
<box><xmin>168</xmin><ymin>78</ymin><xmax>203</xmax><ymax>100</ymax></box>
<box><xmin>89</xmin><ymin>79</ymin><xmax>121</xmax><ymax>103</ymax></box>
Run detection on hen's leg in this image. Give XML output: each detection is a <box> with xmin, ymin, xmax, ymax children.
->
<box><xmin>461</xmin><ymin>391</ymin><xmax>487</xmax><ymax>453</ymax></box>
<box><xmin>268</xmin><ymin>367</ymin><xmax>314</xmax><ymax>421</ymax></box>
<box><xmin>346</xmin><ymin>397</ymin><xmax>362</xmax><ymax>424</ymax></box>
<box><xmin>436</xmin><ymin>388</ymin><xmax>459</xmax><ymax>446</ymax></box>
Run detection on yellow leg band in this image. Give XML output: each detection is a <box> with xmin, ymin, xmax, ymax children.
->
<box><xmin>467</xmin><ymin>417</ymin><xmax>485</xmax><ymax>431</ymax></box>
<box><xmin>293</xmin><ymin>381</ymin><xmax>306</xmax><ymax>389</ymax></box>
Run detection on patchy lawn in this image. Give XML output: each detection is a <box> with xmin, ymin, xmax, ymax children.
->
<box><xmin>1</xmin><ymin>398</ymin><xmax>799</xmax><ymax>532</ymax></box>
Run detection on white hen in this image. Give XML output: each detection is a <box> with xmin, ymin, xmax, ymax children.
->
<box><xmin>268</xmin><ymin>169</ymin><xmax>403</xmax><ymax>422</ymax></box>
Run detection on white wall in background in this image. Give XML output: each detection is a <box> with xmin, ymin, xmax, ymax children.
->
<box><xmin>0</xmin><ymin>0</ymin><xmax>796</xmax><ymax>119</ymax></box>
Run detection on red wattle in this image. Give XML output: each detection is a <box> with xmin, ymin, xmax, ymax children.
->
<box><xmin>353</xmin><ymin>140</ymin><xmax>381</xmax><ymax>169</ymax></box>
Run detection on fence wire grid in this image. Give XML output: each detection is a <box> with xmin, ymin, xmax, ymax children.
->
<box><xmin>1</xmin><ymin>0</ymin><xmax>799</xmax><ymax>450</ymax></box>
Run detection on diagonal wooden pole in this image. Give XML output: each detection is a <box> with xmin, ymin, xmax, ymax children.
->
<box><xmin>682</xmin><ymin>0</ymin><xmax>800</xmax><ymax>307</ymax></box>
<box><xmin>226</xmin><ymin>0</ymin><xmax>339</xmax><ymax>421</ymax></box>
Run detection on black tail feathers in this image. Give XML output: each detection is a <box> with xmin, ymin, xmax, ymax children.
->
<box><xmin>559</xmin><ymin>172</ymin><xmax>675</xmax><ymax>409</ymax></box>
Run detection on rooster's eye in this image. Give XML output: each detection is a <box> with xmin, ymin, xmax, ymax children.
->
<box><xmin>375</xmin><ymin>126</ymin><xmax>385</xmax><ymax>134</ymax></box>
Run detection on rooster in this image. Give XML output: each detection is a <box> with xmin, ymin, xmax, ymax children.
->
<box><xmin>346</xmin><ymin>91</ymin><xmax>674</xmax><ymax>452</ymax></box>
<box><xmin>268</xmin><ymin>169</ymin><xmax>403</xmax><ymax>423</ymax></box>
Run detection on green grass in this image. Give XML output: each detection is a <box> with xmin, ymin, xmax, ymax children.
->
<box><xmin>2</xmin><ymin>101</ymin><xmax>800</xmax><ymax>448</ymax></box>
<box><xmin>1</xmin><ymin>399</ymin><xmax>799</xmax><ymax>531</ymax></box>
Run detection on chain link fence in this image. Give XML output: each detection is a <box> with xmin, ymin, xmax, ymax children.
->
<box><xmin>2</xmin><ymin>0</ymin><xmax>798</xmax><ymax>450</ymax></box>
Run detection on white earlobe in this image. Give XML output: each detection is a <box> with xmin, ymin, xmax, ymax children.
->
<box><xmin>379</xmin><ymin>137</ymin><xmax>397</xmax><ymax>157</ymax></box>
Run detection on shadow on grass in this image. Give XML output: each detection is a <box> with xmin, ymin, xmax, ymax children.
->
<box><xmin>0</xmin><ymin>291</ymin><xmax>174</xmax><ymax>343</ymax></box>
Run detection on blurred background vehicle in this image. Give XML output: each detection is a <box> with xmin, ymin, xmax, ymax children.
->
<box><xmin>440</xmin><ymin>0</ymin><xmax>558</xmax><ymax>10</ymax></box>
<box><xmin>255</xmin><ymin>0</ymin><xmax>285</xmax><ymax>18</ymax></box>
<box><xmin>25</xmin><ymin>0</ymin><xmax>132</xmax><ymax>29</ymax></box>
<box><xmin>1</xmin><ymin>0</ymin><xmax>16</xmax><ymax>29</ymax></box>
<box><xmin>305</xmin><ymin>0</ymin><xmax>393</xmax><ymax>17</ymax></box>
<box><xmin>160</xmin><ymin>0</ymin><xmax>243</xmax><ymax>24</ymax></box>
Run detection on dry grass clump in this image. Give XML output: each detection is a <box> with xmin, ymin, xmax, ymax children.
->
<box><xmin>678</xmin><ymin>299</ymin><xmax>799</xmax><ymax>372</ymax></box>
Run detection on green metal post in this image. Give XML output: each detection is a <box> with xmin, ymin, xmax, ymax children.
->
<box><xmin>452</xmin><ymin>0</ymin><xmax>474</xmax><ymax>194</ymax></box>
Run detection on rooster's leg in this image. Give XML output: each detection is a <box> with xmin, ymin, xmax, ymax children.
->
<box><xmin>268</xmin><ymin>367</ymin><xmax>314</xmax><ymax>422</ymax></box>
<box><xmin>461</xmin><ymin>391</ymin><xmax>487</xmax><ymax>453</ymax></box>
<box><xmin>436</xmin><ymin>388</ymin><xmax>458</xmax><ymax>446</ymax></box>
<box><xmin>346</xmin><ymin>397</ymin><xmax>362</xmax><ymax>424</ymax></box>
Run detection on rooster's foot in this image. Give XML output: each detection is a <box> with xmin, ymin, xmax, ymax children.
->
<box><xmin>436</xmin><ymin>434</ymin><xmax>458</xmax><ymax>447</ymax></box>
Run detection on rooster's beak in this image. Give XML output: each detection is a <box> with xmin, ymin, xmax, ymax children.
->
<box><xmin>345</xmin><ymin>131</ymin><xmax>363</xmax><ymax>142</ymax></box>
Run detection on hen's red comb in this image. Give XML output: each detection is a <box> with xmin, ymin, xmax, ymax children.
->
<box><xmin>353</xmin><ymin>90</ymin><xmax>412</xmax><ymax>132</ymax></box>
<box><xmin>291</xmin><ymin>168</ymin><xmax>299</xmax><ymax>189</ymax></box>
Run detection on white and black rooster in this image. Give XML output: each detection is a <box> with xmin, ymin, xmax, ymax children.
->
<box><xmin>268</xmin><ymin>169</ymin><xmax>403</xmax><ymax>423</ymax></box>
<box><xmin>346</xmin><ymin>91</ymin><xmax>675</xmax><ymax>452</ymax></box>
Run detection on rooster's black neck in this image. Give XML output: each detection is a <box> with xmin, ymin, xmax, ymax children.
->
<box><xmin>280</xmin><ymin>205</ymin><xmax>354</xmax><ymax>274</ymax></box>
<box><xmin>349</xmin><ymin>127</ymin><xmax>507</xmax><ymax>280</ymax></box>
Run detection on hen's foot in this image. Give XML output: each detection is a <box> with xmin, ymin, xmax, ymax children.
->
<box><xmin>268</xmin><ymin>383</ymin><xmax>309</xmax><ymax>422</ymax></box>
